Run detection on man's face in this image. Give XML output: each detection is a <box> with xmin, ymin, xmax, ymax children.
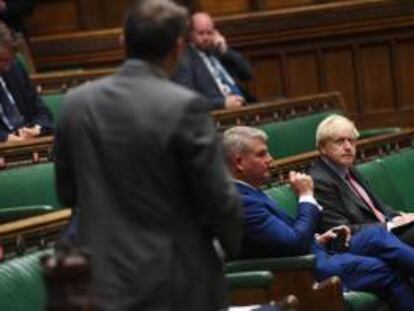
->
<box><xmin>320</xmin><ymin>124</ymin><xmax>357</xmax><ymax>169</ymax></box>
<box><xmin>190</xmin><ymin>15</ymin><xmax>215</xmax><ymax>52</ymax></box>
<box><xmin>236</xmin><ymin>138</ymin><xmax>273</xmax><ymax>188</ymax></box>
<box><xmin>0</xmin><ymin>47</ymin><xmax>14</xmax><ymax>73</ymax></box>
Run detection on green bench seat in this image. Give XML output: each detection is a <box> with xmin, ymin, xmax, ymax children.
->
<box><xmin>0</xmin><ymin>249</ymin><xmax>50</xmax><ymax>311</ymax></box>
<box><xmin>0</xmin><ymin>163</ymin><xmax>60</xmax><ymax>221</ymax></box>
<box><xmin>42</xmin><ymin>93</ymin><xmax>64</xmax><ymax>125</ymax></box>
<box><xmin>356</xmin><ymin>148</ymin><xmax>414</xmax><ymax>213</ymax></box>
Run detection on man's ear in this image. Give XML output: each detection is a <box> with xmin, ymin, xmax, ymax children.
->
<box><xmin>234</xmin><ymin>154</ymin><xmax>244</xmax><ymax>173</ymax></box>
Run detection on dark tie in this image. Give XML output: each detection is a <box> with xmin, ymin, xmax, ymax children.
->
<box><xmin>0</xmin><ymin>79</ymin><xmax>24</xmax><ymax>132</ymax></box>
<box><xmin>346</xmin><ymin>173</ymin><xmax>386</xmax><ymax>222</ymax></box>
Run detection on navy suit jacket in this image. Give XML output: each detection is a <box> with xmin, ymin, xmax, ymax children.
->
<box><xmin>235</xmin><ymin>182</ymin><xmax>321</xmax><ymax>259</ymax></box>
<box><xmin>0</xmin><ymin>60</ymin><xmax>53</xmax><ymax>141</ymax></box>
<box><xmin>172</xmin><ymin>45</ymin><xmax>254</xmax><ymax>110</ymax></box>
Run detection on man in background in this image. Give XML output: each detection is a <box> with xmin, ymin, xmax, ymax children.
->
<box><xmin>308</xmin><ymin>115</ymin><xmax>414</xmax><ymax>246</ymax></box>
<box><xmin>0</xmin><ymin>0</ymin><xmax>35</xmax><ymax>33</ymax></box>
<box><xmin>172</xmin><ymin>12</ymin><xmax>255</xmax><ymax>110</ymax></box>
<box><xmin>54</xmin><ymin>1</ymin><xmax>242</xmax><ymax>310</ymax></box>
<box><xmin>0</xmin><ymin>20</ymin><xmax>53</xmax><ymax>142</ymax></box>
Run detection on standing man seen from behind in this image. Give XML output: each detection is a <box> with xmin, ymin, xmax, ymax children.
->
<box><xmin>309</xmin><ymin>115</ymin><xmax>414</xmax><ymax>247</ymax></box>
<box><xmin>54</xmin><ymin>1</ymin><xmax>242</xmax><ymax>310</ymax></box>
<box><xmin>0</xmin><ymin>20</ymin><xmax>53</xmax><ymax>142</ymax></box>
<box><xmin>223</xmin><ymin>126</ymin><xmax>414</xmax><ymax>311</ymax></box>
<box><xmin>172</xmin><ymin>12</ymin><xmax>255</xmax><ymax>110</ymax></box>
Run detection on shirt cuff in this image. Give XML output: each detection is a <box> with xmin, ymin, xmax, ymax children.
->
<box><xmin>386</xmin><ymin>221</ymin><xmax>395</xmax><ymax>231</ymax></box>
<box><xmin>299</xmin><ymin>194</ymin><xmax>323</xmax><ymax>211</ymax></box>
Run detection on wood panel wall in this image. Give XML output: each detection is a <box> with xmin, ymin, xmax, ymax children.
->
<box><xmin>28</xmin><ymin>0</ymin><xmax>414</xmax><ymax>129</ymax></box>
<box><xmin>26</xmin><ymin>0</ymin><xmax>353</xmax><ymax>35</ymax></box>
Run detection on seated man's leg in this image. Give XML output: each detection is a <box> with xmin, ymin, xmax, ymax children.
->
<box><xmin>315</xmin><ymin>251</ymin><xmax>414</xmax><ymax>311</ymax></box>
<box><xmin>350</xmin><ymin>226</ymin><xmax>414</xmax><ymax>274</ymax></box>
<box><xmin>393</xmin><ymin>223</ymin><xmax>414</xmax><ymax>247</ymax></box>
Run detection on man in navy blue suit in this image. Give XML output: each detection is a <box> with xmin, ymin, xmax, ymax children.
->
<box><xmin>0</xmin><ymin>21</ymin><xmax>53</xmax><ymax>142</ymax></box>
<box><xmin>223</xmin><ymin>126</ymin><xmax>414</xmax><ymax>311</ymax></box>
<box><xmin>172</xmin><ymin>12</ymin><xmax>254</xmax><ymax>110</ymax></box>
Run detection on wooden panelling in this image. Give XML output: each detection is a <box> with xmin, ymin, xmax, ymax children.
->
<box><xmin>28</xmin><ymin>1</ymin><xmax>414</xmax><ymax>128</ymax></box>
<box><xmin>197</xmin><ymin>0</ymin><xmax>250</xmax><ymax>15</ymax></box>
<box><xmin>396</xmin><ymin>40</ymin><xmax>414</xmax><ymax>110</ymax></box>
<box><xmin>249</xmin><ymin>55</ymin><xmax>284</xmax><ymax>100</ymax></box>
<box><xmin>27</xmin><ymin>0</ymin><xmax>80</xmax><ymax>35</ymax></box>
<box><xmin>359</xmin><ymin>43</ymin><xmax>394</xmax><ymax>117</ymax></box>
<box><xmin>285</xmin><ymin>52</ymin><xmax>320</xmax><ymax>97</ymax></box>
<box><xmin>322</xmin><ymin>47</ymin><xmax>358</xmax><ymax>116</ymax></box>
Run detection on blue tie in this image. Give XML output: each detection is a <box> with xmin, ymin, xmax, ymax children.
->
<box><xmin>0</xmin><ymin>80</ymin><xmax>24</xmax><ymax>132</ymax></box>
<box><xmin>208</xmin><ymin>55</ymin><xmax>242</xmax><ymax>96</ymax></box>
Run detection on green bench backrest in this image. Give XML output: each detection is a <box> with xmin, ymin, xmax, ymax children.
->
<box><xmin>0</xmin><ymin>163</ymin><xmax>60</xmax><ymax>210</ymax></box>
<box><xmin>379</xmin><ymin>149</ymin><xmax>414</xmax><ymax>212</ymax></box>
<box><xmin>356</xmin><ymin>159</ymin><xmax>405</xmax><ymax>211</ymax></box>
<box><xmin>356</xmin><ymin>148</ymin><xmax>414</xmax><ymax>213</ymax></box>
<box><xmin>42</xmin><ymin>93</ymin><xmax>64</xmax><ymax>125</ymax></box>
<box><xmin>264</xmin><ymin>184</ymin><xmax>298</xmax><ymax>218</ymax></box>
<box><xmin>0</xmin><ymin>250</ymin><xmax>50</xmax><ymax>311</ymax></box>
<box><xmin>258</xmin><ymin>110</ymin><xmax>341</xmax><ymax>158</ymax></box>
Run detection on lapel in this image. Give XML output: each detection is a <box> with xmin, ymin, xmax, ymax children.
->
<box><xmin>317</xmin><ymin>158</ymin><xmax>374</xmax><ymax>214</ymax></box>
<box><xmin>188</xmin><ymin>46</ymin><xmax>221</xmax><ymax>94</ymax></box>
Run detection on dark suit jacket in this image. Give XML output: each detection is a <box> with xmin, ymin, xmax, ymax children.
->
<box><xmin>235</xmin><ymin>182</ymin><xmax>320</xmax><ymax>259</ymax></box>
<box><xmin>54</xmin><ymin>59</ymin><xmax>242</xmax><ymax>311</ymax></box>
<box><xmin>308</xmin><ymin>157</ymin><xmax>399</xmax><ymax>234</ymax></box>
<box><xmin>172</xmin><ymin>45</ymin><xmax>254</xmax><ymax>110</ymax></box>
<box><xmin>0</xmin><ymin>0</ymin><xmax>35</xmax><ymax>32</ymax></box>
<box><xmin>0</xmin><ymin>60</ymin><xmax>53</xmax><ymax>141</ymax></box>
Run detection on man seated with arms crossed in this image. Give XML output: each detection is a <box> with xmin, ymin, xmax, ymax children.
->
<box><xmin>223</xmin><ymin>125</ymin><xmax>414</xmax><ymax>311</ymax></box>
<box><xmin>0</xmin><ymin>21</ymin><xmax>53</xmax><ymax>142</ymax></box>
<box><xmin>308</xmin><ymin>115</ymin><xmax>414</xmax><ymax>247</ymax></box>
<box><xmin>172</xmin><ymin>12</ymin><xmax>254</xmax><ymax>110</ymax></box>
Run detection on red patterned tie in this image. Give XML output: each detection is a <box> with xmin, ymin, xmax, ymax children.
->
<box><xmin>346</xmin><ymin>173</ymin><xmax>386</xmax><ymax>223</ymax></box>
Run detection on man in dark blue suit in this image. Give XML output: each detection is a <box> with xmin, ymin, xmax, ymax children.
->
<box><xmin>0</xmin><ymin>21</ymin><xmax>52</xmax><ymax>142</ymax></box>
<box><xmin>172</xmin><ymin>12</ymin><xmax>254</xmax><ymax>110</ymax></box>
<box><xmin>223</xmin><ymin>126</ymin><xmax>414</xmax><ymax>311</ymax></box>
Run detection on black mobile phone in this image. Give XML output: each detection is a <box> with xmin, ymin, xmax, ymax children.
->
<box><xmin>327</xmin><ymin>228</ymin><xmax>348</xmax><ymax>253</ymax></box>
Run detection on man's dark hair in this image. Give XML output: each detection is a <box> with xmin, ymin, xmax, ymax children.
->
<box><xmin>0</xmin><ymin>21</ymin><xmax>18</xmax><ymax>51</ymax></box>
<box><xmin>124</xmin><ymin>0</ymin><xmax>188</xmax><ymax>63</ymax></box>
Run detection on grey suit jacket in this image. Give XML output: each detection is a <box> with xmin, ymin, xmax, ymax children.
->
<box><xmin>308</xmin><ymin>157</ymin><xmax>399</xmax><ymax>234</ymax></box>
<box><xmin>54</xmin><ymin>59</ymin><xmax>242</xmax><ymax>311</ymax></box>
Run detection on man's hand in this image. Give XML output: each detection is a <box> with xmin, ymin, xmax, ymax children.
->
<box><xmin>224</xmin><ymin>95</ymin><xmax>244</xmax><ymax>109</ymax></box>
<box><xmin>315</xmin><ymin>225</ymin><xmax>351</xmax><ymax>246</ymax></box>
<box><xmin>17</xmin><ymin>126</ymin><xmax>41</xmax><ymax>139</ymax></box>
<box><xmin>6</xmin><ymin>133</ymin><xmax>25</xmax><ymax>142</ymax></box>
<box><xmin>288</xmin><ymin>171</ymin><xmax>314</xmax><ymax>197</ymax></box>
<box><xmin>213</xmin><ymin>30</ymin><xmax>227</xmax><ymax>54</ymax></box>
<box><xmin>391</xmin><ymin>213</ymin><xmax>414</xmax><ymax>229</ymax></box>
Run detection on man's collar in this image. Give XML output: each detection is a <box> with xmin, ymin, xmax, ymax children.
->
<box><xmin>320</xmin><ymin>156</ymin><xmax>349</xmax><ymax>179</ymax></box>
<box><xmin>233</xmin><ymin>179</ymin><xmax>259</xmax><ymax>191</ymax></box>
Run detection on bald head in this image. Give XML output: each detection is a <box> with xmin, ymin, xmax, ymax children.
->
<box><xmin>190</xmin><ymin>12</ymin><xmax>216</xmax><ymax>51</ymax></box>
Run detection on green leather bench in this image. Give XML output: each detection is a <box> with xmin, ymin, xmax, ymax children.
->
<box><xmin>0</xmin><ymin>249</ymin><xmax>50</xmax><ymax>311</ymax></box>
<box><xmin>0</xmin><ymin>163</ymin><xmax>61</xmax><ymax>222</ymax></box>
<box><xmin>356</xmin><ymin>148</ymin><xmax>414</xmax><ymax>213</ymax></box>
<box><xmin>257</xmin><ymin>110</ymin><xmax>399</xmax><ymax>159</ymax></box>
<box><xmin>42</xmin><ymin>93</ymin><xmax>64</xmax><ymax>125</ymax></box>
<box><xmin>258</xmin><ymin>111</ymin><xmax>339</xmax><ymax>158</ymax></box>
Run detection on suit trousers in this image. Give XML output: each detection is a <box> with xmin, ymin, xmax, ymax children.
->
<box><xmin>314</xmin><ymin>227</ymin><xmax>414</xmax><ymax>311</ymax></box>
